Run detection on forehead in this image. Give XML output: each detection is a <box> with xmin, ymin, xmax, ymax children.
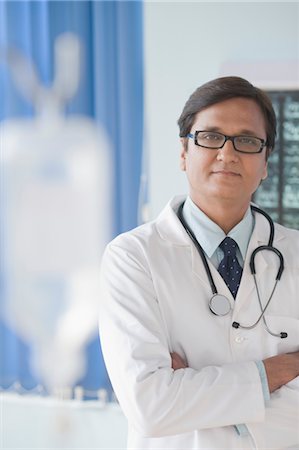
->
<box><xmin>192</xmin><ymin>97</ymin><xmax>266</xmax><ymax>137</ymax></box>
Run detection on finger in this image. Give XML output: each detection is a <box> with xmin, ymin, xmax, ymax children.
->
<box><xmin>171</xmin><ymin>352</ymin><xmax>187</xmax><ymax>369</ymax></box>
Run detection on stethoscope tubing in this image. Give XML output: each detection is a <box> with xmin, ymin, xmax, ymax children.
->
<box><xmin>178</xmin><ymin>204</ymin><xmax>218</xmax><ymax>295</ymax></box>
<box><xmin>177</xmin><ymin>201</ymin><xmax>287</xmax><ymax>339</ymax></box>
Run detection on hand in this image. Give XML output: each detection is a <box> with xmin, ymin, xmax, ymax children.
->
<box><xmin>171</xmin><ymin>352</ymin><xmax>188</xmax><ymax>370</ymax></box>
<box><xmin>263</xmin><ymin>350</ymin><xmax>299</xmax><ymax>393</ymax></box>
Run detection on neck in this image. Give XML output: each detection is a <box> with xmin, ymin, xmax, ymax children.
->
<box><xmin>190</xmin><ymin>196</ymin><xmax>250</xmax><ymax>234</ymax></box>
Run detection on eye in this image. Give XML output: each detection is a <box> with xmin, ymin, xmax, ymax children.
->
<box><xmin>237</xmin><ymin>136</ymin><xmax>259</xmax><ymax>146</ymax></box>
<box><xmin>199</xmin><ymin>132</ymin><xmax>222</xmax><ymax>141</ymax></box>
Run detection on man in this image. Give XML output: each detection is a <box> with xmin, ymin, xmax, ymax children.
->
<box><xmin>99</xmin><ymin>77</ymin><xmax>299</xmax><ymax>449</ymax></box>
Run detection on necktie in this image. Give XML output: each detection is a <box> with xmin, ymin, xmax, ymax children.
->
<box><xmin>218</xmin><ymin>237</ymin><xmax>243</xmax><ymax>298</ymax></box>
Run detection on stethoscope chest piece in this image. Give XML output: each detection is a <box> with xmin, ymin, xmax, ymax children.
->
<box><xmin>209</xmin><ymin>294</ymin><xmax>232</xmax><ymax>316</ymax></box>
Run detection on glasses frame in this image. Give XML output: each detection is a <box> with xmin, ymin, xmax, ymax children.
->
<box><xmin>187</xmin><ymin>131</ymin><xmax>267</xmax><ymax>154</ymax></box>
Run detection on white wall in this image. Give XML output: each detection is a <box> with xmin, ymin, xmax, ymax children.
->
<box><xmin>144</xmin><ymin>2</ymin><xmax>299</xmax><ymax>219</ymax></box>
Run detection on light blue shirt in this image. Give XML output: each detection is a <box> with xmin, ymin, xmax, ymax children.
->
<box><xmin>182</xmin><ymin>196</ymin><xmax>270</xmax><ymax>436</ymax></box>
<box><xmin>182</xmin><ymin>195</ymin><xmax>254</xmax><ymax>269</ymax></box>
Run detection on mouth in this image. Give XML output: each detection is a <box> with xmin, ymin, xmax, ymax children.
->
<box><xmin>212</xmin><ymin>169</ymin><xmax>241</xmax><ymax>177</ymax></box>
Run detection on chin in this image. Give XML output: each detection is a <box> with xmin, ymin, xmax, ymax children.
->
<box><xmin>211</xmin><ymin>190</ymin><xmax>244</xmax><ymax>204</ymax></box>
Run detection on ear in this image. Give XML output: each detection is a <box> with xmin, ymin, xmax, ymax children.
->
<box><xmin>261</xmin><ymin>160</ymin><xmax>268</xmax><ymax>180</ymax></box>
<box><xmin>180</xmin><ymin>138</ymin><xmax>187</xmax><ymax>171</ymax></box>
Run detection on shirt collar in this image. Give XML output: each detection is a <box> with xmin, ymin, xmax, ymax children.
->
<box><xmin>182</xmin><ymin>196</ymin><xmax>254</xmax><ymax>259</ymax></box>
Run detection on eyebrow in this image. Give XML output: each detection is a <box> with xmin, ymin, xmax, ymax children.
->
<box><xmin>199</xmin><ymin>126</ymin><xmax>263</xmax><ymax>137</ymax></box>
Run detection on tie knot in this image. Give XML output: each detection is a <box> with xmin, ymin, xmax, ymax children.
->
<box><xmin>219</xmin><ymin>237</ymin><xmax>238</xmax><ymax>257</ymax></box>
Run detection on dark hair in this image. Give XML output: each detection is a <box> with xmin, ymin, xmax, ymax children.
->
<box><xmin>178</xmin><ymin>76</ymin><xmax>277</xmax><ymax>155</ymax></box>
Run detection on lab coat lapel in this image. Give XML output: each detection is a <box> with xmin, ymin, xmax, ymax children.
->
<box><xmin>189</xmin><ymin>244</ymin><xmax>216</xmax><ymax>290</ymax></box>
<box><xmin>155</xmin><ymin>196</ymin><xmax>211</xmax><ymax>290</ymax></box>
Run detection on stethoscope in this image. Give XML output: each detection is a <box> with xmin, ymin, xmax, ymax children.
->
<box><xmin>177</xmin><ymin>202</ymin><xmax>288</xmax><ymax>339</ymax></box>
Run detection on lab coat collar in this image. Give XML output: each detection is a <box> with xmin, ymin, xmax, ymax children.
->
<box><xmin>156</xmin><ymin>195</ymin><xmax>285</xmax><ymax>247</ymax></box>
<box><xmin>155</xmin><ymin>195</ymin><xmax>191</xmax><ymax>245</ymax></box>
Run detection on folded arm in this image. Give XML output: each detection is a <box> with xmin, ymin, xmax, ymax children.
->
<box><xmin>99</xmin><ymin>241</ymin><xmax>267</xmax><ymax>437</ymax></box>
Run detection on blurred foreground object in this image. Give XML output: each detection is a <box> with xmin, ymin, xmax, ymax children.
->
<box><xmin>1</xmin><ymin>33</ymin><xmax>111</xmax><ymax>392</ymax></box>
<box><xmin>1</xmin><ymin>392</ymin><xmax>127</xmax><ymax>449</ymax></box>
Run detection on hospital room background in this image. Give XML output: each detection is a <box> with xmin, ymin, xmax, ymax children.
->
<box><xmin>0</xmin><ymin>1</ymin><xmax>298</xmax><ymax>448</ymax></box>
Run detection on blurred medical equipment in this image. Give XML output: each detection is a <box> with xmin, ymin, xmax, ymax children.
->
<box><xmin>1</xmin><ymin>33</ymin><xmax>112</xmax><ymax>392</ymax></box>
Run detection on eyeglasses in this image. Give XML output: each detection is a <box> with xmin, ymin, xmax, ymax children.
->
<box><xmin>187</xmin><ymin>131</ymin><xmax>267</xmax><ymax>154</ymax></box>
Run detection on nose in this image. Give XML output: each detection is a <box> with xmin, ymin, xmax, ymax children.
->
<box><xmin>216</xmin><ymin>139</ymin><xmax>239</xmax><ymax>163</ymax></box>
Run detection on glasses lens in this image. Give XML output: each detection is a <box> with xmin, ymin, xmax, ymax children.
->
<box><xmin>196</xmin><ymin>131</ymin><xmax>224</xmax><ymax>148</ymax></box>
<box><xmin>234</xmin><ymin>136</ymin><xmax>262</xmax><ymax>153</ymax></box>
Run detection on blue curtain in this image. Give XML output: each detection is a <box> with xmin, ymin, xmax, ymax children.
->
<box><xmin>0</xmin><ymin>0</ymin><xmax>143</xmax><ymax>396</ymax></box>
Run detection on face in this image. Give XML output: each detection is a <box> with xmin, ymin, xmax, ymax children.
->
<box><xmin>180</xmin><ymin>97</ymin><xmax>268</xmax><ymax>210</ymax></box>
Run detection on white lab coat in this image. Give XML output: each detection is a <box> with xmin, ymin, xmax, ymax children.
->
<box><xmin>99</xmin><ymin>196</ymin><xmax>299</xmax><ymax>450</ymax></box>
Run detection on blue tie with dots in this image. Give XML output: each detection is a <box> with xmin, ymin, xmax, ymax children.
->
<box><xmin>218</xmin><ymin>237</ymin><xmax>243</xmax><ymax>298</ymax></box>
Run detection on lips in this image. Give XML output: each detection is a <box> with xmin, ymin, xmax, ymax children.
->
<box><xmin>213</xmin><ymin>169</ymin><xmax>241</xmax><ymax>176</ymax></box>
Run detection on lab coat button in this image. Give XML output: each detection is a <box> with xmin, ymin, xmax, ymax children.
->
<box><xmin>235</xmin><ymin>336</ymin><xmax>244</xmax><ymax>343</ymax></box>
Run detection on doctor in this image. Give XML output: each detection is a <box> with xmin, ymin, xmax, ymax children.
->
<box><xmin>99</xmin><ymin>76</ymin><xmax>299</xmax><ymax>449</ymax></box>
